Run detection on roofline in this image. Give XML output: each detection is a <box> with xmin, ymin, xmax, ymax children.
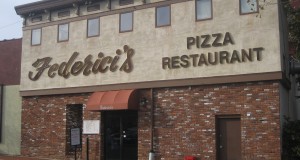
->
<box><xmin>0</xmin><ymin>38</ymin><xmax>22</xmax><ymax>43</ymax></box>
<box><xmin>15</xmin><ymin>0</ymin><xmax>84</xmax><ymax>16</ymax></box>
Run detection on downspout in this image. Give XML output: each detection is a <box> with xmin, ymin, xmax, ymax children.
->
<box><xmin>108</xmin><ymin>0</ymin><xmax>111</xmax><ymax>10</ymax></box>
<box><xmin>149</xmin><ymin>88</ymin><xmax>155</xmax><ymax>160</ymax></box>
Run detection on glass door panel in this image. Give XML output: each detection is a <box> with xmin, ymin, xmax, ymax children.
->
<box><xmin>104</xmin><ymin>111</ymin><xmax>137</xmax><ymax>160</ymax></box>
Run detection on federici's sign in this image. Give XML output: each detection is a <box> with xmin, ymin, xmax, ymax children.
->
<box><xmin>27</xmin><ymin>32</ymin><xmax>264</xmax><ymax>81</ymax></box>
<box><xmin>28</xmin><ymin>45</ymin><xmax>135</xmax><ymax>81</ymax></box>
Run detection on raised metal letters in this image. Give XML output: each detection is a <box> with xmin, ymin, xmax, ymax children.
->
<box><xmin>187</xmin><ymin>32</ymin><xmax>235</xmax><ymax>49</ymax></box>
<box><xmin>29</xmin><ymin>45</ymin><xmax>134</xmax><ymax>81</ymax></box>
<box><xmin>163</xmin><ymin>32</ymin><xmax>264</xmax><ymax>70</ymax></box>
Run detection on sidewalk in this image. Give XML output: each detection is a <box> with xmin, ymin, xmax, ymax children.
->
<box><xmin>0</xmin><ymin>155</ymin><xmax>49</xmax><ymax>160</ymax></box>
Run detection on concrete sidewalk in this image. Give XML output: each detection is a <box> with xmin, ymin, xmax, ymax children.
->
<box><xmin>0</xmin><ymin>155</ymin><xmax>50</xmax><ymax>160</ymax></box>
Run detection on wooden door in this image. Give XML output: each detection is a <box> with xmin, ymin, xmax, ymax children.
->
<box><xmin>216</xmin><ymin>115</ymin><xmax>241</xmax><ymax>160</ymax></box>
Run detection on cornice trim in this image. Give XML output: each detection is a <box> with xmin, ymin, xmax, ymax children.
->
<box><xmin>20</xmin><ymin>72</ymin><xmax>283</xmax><ymax>96</ymax></box>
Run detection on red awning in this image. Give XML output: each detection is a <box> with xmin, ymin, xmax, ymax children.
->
<box><xmin>86</xmin><ymin>89</ymin><xmax>138</xmax><ymax>111</ymax></box>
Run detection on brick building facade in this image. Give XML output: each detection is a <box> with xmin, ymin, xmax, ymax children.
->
<box><xmin>15</xmin><ymin>0</ymin><xmax>291</xmax><ymax>159</ymax></box>
<box><xmin>21</xmin><ymin>82</ymin><xmax>281</xmax><ymax>159</ymax></box>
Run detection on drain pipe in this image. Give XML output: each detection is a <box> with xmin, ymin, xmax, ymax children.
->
<box><xmin>149</xmin><ymin>88</ymin><xmax>155</xmax><ymax>160</ymax></box>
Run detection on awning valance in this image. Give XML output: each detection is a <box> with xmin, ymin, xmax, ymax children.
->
<box><xmin>86</xmin><ymin>89</ymin><xmax>138</xmax><ymax>111</ymax></box>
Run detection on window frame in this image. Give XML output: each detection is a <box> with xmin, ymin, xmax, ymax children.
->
<box><xmin>57</xmin><ymin>23</ymin><xmax>69</xmax><ymax>42</ymax></box>
<box><xmin>87</xmin><ymin>18</ymin><xmax>100</xmax><ymax>38</ymax></box>
<box><xmin>239</xmin><ymin>0</ymin><xmax>259</xmax><ymax>15</ymax></box>
<box><xmin>119</xmin><ymin>11</ymin><xmax>134</xmax><ymax>33</ymax></box>
<box><xmin>31</xmin><ymin>28</ymin><xmax>42</xmax><ymax>46</ymax></box>
<box><xmin>195</xmin><ymin>0</ymin><xmax>213</xmax><ymax>21</ymax></box>
<box><xmin>155</xmin><ymin>5</ymin><xmax>171</xmax><ymax>28</ymax></box>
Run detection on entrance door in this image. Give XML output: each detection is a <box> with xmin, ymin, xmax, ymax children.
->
<box><xmin>216</xmin><ymin>115</ymin><xmax>242</xmax><ymax>160</ymax></box>
<box><xmin>104</xmin><ymin>111</ymin><xmax>137</xmax><ymax>160</ymax></box>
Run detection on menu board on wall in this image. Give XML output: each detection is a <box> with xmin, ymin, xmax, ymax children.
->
<box><xmin>71</xmin><ymin>128</ymin><xmax>81</xmax><ymax>146</ymax></box>
<box><xmin>83</xmin><ymin>120</ymin><xmax>100</xmax><ymax>134</ymax></box>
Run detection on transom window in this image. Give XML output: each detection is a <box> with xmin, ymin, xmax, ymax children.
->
<box><xmin>58</xmin><ymin>23</ymin><xmax>69</xmax><ymax>42</ymax></box>
<box><xmin>120</xmin><ymin>12</ymin><xmax>133</xmax><ymax>32</ymax></box>
<box><xmin>156</xmin><ymin>5</ymin><xmax>171</xmax><ymax>27</ymax></box>
<box><xmin>119</xmin><ymin>0</ymin><xmax>133</xmax><ymax>6</ymax></box>
<box><xmin>196</xmin><ymin>0</ymin><xmax>212</xmax><ymax>20</ymax></box>
<box><xmin>87</xmin><ymin>18</ymin><xmax>100</xmax><ymax>37</ymax></box>
<box><xmin>240</xmin><ymin>0</ymin><xmax>258</xmax><ymax>14</ymax></box>
<box><xmin>31</xmin><ymin>28</ymin><xmax>41</xmax><ymax>45</ymax></box>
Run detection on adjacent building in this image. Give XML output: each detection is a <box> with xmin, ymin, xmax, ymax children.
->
<box><xmin>0</xmin><ymin>39</ymin><xmax>22</xmax><ymax>155</ymax></box>
<box><xmin>15</xmin><ymin>0</ymin><xmax>294</xmax><ymax>159</ymax></box>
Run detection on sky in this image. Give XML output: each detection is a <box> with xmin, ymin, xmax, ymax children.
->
<box><xmin>0</xmin><ymin>0</ymin><xmax>39</xmax><ymax>41</ymax></box>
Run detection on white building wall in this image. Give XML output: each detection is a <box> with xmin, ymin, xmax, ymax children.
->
<box><xmin>0</xmin><ymin>85</ymin><xmax>22</xmax><ymax>155</ymax></box>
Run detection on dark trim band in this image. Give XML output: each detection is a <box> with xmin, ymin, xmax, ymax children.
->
<box><xmin>20</xmin><ymin>71</ymin><xmax>283</xmax><ymax>96</ymax></box>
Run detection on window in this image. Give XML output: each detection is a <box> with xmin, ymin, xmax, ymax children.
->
<box><xmin>240</xmin><ymin>0</ymin><xmax>258</xmax><ymax>14</ymax></box>
<box><xmin>87</xmin><ymin>4</ymin><xmax>100</xmax><ymax>12</ymax></box>
<box><xmin>119</xmin><ymin>0</ymin><xmax>133</xmax><ymax>6</ymax></box>
<box><xmin>87</xmin><ymin>18</ymin><xmax>100</xmax><ymax>37</ymax></box>
<box><xmin>31</xmin><ymin>16</ymin><xmax>42</xmax><ymax>23</ymax></box>
<box><xmin>156</xmin><ymin>5</ymin><xmax>171</xmax><ymax>27</ymax></box>
<box><xmin>31</xmin><ymin>28</ymin><xmax>41</xmax><ymax>45</ymax></box>
<box><xmin>66</xmin><ymin>104</ymin><xmax>83</xmax><ymax>154</ymax></box>
<box><xmin>120</xmin><ymin>12</ymin><xmax>133</xmax><ymax>32</ymax></box>
<box><xmin>58</xmin><ymin>10</ymin><xmax>70</xmax><ymax>18</ymax></box>
<box><xmin>58</xmin><ymin>23</ymin><xmax>69</xmax><ymax>42</ymax></box>
<box><xmin>196</xmin><ymin>0</ymin><xmax>212</xmax><ymax>20</ymax></box>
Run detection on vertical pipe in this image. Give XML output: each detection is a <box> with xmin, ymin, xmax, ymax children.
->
<box><xmin>86</xmin><ymin>137</ymin><xmax>89</xmax><ymax>160</ymax></box>
<box><xmin>149</xmin><ymin>88</ymin><xmax>155</xmax><ymax>160</ymax></box>
<box><xmin>49</xmin><ymin>10</ymin><xmax>52</xmax><ymax>21</ymax></box>
<box><xmin>120</xmin><ymin>116</ymin><xmax>123</xmax><ymax>160</ymax></box>
<box><xmin>108</xmin><ymin>0</ymin><xmax>111</xmax><ymax>10</ymax></box>
<box><xmin>150</xmin><ymin>88</ymin><xmax>154</xmax><ymax>151</ymax></box>
<box><xmin>74</xmin><ymin>146</ymin><xmax>77</xmax><ymax>160</ymax></box>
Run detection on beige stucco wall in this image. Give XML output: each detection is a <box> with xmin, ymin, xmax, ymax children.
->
<box><xmin>20</xmin><ymin>0</ymin><xmax>281</xmax><ymax>91</ymax></box>
<box><xmin>0</xmin><ymin>85</ymin><xmax>21</xmax><ymax>155</ymax></box>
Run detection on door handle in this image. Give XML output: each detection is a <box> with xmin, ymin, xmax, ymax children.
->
<box><xmin>219</xmin><ymin>145</ymin><xmax>223</xmax><ymax>149</ymax></box>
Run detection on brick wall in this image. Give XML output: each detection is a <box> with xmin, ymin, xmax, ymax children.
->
<box><xmin>138</xmin><ymin>81</ymin><xmax>281</xmax><ymax>160</ymax></box>
<box><xmin>22</xmin><ymin>81</ymin><xmax>281</xmax><ymax>159</ymax></box>
<box><xmin>22</xmin><ymin>93</ymin><xmax>101</xmax><ymax>160</ymax></box>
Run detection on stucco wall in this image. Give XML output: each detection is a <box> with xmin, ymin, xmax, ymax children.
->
<box><xmin>20</xmin><ymin>0</ymin><xmax>282</xmax><ymax>92</ymax></box>
<box><xmin>0</xmin><ymin>85</ymin><xmax>21</xmax><ymax>155</ymax></box>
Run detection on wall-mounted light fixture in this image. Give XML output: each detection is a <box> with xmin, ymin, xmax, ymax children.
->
<box><xmin>139</xmin><ymin>97</ymin><xmax>148</xmax><ymax>106</ymax></box>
